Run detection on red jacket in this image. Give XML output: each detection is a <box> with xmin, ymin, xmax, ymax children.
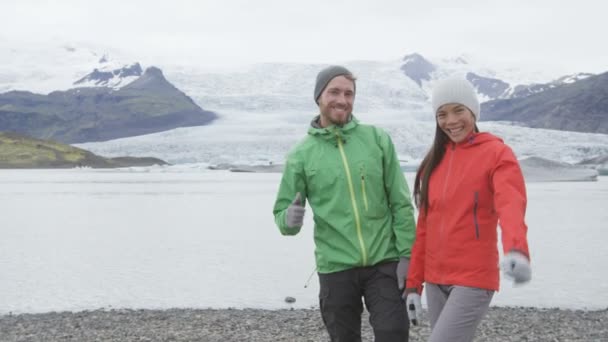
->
<box><xmin>407</xmin><ymin>132</ymin><xmax>530</xmax><ymax>292</ymax></box>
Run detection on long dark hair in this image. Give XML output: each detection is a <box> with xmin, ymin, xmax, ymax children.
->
<box><xmin>414</xmin><ymin>123</ymin><xmax>479</xmax><ymax>214</ymax></box>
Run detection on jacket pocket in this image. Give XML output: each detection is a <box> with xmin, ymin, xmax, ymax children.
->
<box><xmin>361</xmin><ymin>175</ymin><xmax>369</xmax><ymax>211</ymax></box>
<box><xmin>473</xmin><ymin>191</ymin><xmax>480</xmax><ymax>239</ymax></box>
<box><xmin>357</xmin><ymin>160</ymin><xmax>387</xmax><ymax>218</ymax></box>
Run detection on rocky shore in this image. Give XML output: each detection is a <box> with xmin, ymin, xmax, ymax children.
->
<box><xmin>1</xmin><ymin>307</ymin><xmax>606</xmax><ymax>341</ymax></box>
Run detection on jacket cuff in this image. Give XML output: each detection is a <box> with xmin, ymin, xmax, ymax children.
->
<box><xmin>406</xmin><ymin>280</ymin><xmax>424</xmax><ymax>295</ymax></box>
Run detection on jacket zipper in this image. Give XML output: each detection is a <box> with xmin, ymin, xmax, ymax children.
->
<box><xmin>336</xmin><ymin>134</ymin><xmax>368</xmax><ymax>266</ymax></box>
<box><xmin>473</xmin><ymin>191</ymin><xmax>480</xmax><ymax>239</ymax></box>
<box><xmin>439</xmin><ymin>144</ymin><xmax>455</xmax><ymax>284</ymax></box>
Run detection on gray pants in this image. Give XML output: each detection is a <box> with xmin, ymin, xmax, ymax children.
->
<box><xmin>318</xmin><ymin>261</ymin><xmax>409</xmax><ymax>342</ymax></box>
<box><xmin>426</xmin><ymin>283</ymin><xmax>494</xmax><ymax>342</ymax></box>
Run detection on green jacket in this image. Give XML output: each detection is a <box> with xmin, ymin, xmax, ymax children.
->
<box><xmin>273</xmin><ymin>116</ymin><xmax>416</xmax><ymax>274</ymax></box>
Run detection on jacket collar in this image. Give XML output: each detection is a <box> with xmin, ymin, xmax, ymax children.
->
<box><xmin>447</xmin><ymin>131</ymin><xmax>503</xmax><ymax>149</ymax></box>
<box><xmin>308</xmin><ymin>115</ymin><xmax>358</xmax><ymax>144</ymax></box>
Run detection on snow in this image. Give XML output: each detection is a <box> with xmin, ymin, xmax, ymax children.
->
<box><xmin>0</xmin><ymin>38</ymin><xmax>572</xmax><ymax>104</ymax></box>
<box><xmin>74</xmin><ymin>73</ymin><xmax>139</xmax><ymax>89</ymax></box>
<box><xmin>423</xmin><ymin>53</ymin><xmax>560</xmax><ymax>94</ymax></box>
<box><xmin>0</xmin><ymin>169</ymin><xmax>606</xmax><ymax>314</ymax></box>
<box><xmin>557</xmin><ymin>73</ymin><xmax>593</xmax><ymax>84</ymax></box>
<box><xmin>0</xmin><ymin>38</ymin><xmax>135</xmax><ymax>94</ymax></box>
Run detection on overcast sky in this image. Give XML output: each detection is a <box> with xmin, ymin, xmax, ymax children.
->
<box><xmin>1</xmin><ymin>0</ymin><xmax>606</xmax><ymax>73</ymax></box>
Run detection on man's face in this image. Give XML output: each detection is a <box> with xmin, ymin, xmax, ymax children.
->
<box><xmin>317</xmin><ymin>76</ymin><xmax>355</xmax><ymax>127</ymax></box>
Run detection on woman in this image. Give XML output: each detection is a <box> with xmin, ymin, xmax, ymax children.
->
<box><xmin>405</xmin><ymin>78</ymin><xmax>532</xmax><ymax>342</ymax></box>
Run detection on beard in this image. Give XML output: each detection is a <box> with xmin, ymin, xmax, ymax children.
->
<box><xmin>320</xmin><ymin>107</ymin><xmax>351</xmax><ymax>126</ymax></box>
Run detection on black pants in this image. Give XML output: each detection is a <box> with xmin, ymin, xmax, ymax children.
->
<box><xmin>318</xmin><ymin>261</ymin><xmax>409</xmax><ymax>342</ymax></box>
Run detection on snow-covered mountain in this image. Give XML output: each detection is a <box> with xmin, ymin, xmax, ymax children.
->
<box><xmin>0</xmin><ymin>40</ymin><xmax>138</xmax><ymax>94</ymax></box>
<box><xmin>482</xmin><ymin>71</ymin><xmax>608</xmax><ymax>134</ymax></box>
<box><xmin>509</xmin><ymin>72</ymin><xmax>594</xmax><ymax>99</ymax></box>
<box><xmin>0</xmin><ymin>41</ymin><xmax>591</xmax><ymax>121</ymax></box>
<box><xmin>163</xmin><ymin>61</ymin><xmax>429</xmax><ymax>123</ymax></box>
<box><xmin>158</xmin><ymin>52</ymin><xmax>596</xmax><ymax>126</ymax></box>
<box><xmin>0</xmin><ymin>66</ymin><xmax>217</xmax><ymax>143</ymax></box>
<box><xmin>398</xmin><ymin>53</ymin><xmax>595</xmax><ymax>102</ymax></box>
<box><xmin>400</xmin><ymin>53</ymin><xmax>436</xmax><ymax>86</ymax></box>
<box><xmin>465</xmin><ymin>72</ymin><xmax>510</xmax><ymax>99</ymax></box>
<box><xmin>73</xmin><ymin>61</ymin><xmax>142</xmax><ymax>89</ymax></box>
<box><xmin>3</xmin><ymin>41</ymin><xmax>607</xmax><ymax>167</ymax></box>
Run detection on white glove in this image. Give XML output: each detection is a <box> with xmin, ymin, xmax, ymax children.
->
<box><xmin>502</xmin><ymin>251</ymin><xmax>532</xmax><ymax>284</ymax></box>
<box><xmin>406</xmin><ymin>292</ymin><xmax>422</xmax><ymax>326</ymax></box>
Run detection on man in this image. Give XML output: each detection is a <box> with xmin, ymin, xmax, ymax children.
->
<box><xmin>273</xmin><ymin>65</ymin><xmax>416</xmax><ymax>342</ymax></box>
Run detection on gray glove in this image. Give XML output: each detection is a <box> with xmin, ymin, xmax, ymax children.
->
<box><xmin>396</xmin><ymin>257</ymin><xmax>410</xmax><ymax>294</ymax></box>
<box><xmin>285</xmin><ymin>192</ymin><xmax>305</xmax><ymax>228</ymax></box>
<box><xmin>502</xmin><ymin>250</ymin><xmax>532</xmax><ymax>284</ymax></box>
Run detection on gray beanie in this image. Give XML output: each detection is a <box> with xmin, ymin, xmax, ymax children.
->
<box><xmin>431</xmin><ymin>78</ymin><xmax>480</xmax><ymax>120</ymax></box>
<box><xmin>314</xmin><ymin>65</ymin><xmax>355</xmax><ymax>104</ymax></box>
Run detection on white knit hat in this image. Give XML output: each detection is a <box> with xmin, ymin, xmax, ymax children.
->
<box><xmin>431</xmin><ymin>78</ymin><xmax>480</xmax><ymax>120</ymax></box>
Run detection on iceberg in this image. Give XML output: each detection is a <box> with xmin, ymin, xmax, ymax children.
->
<box><xmin>577</xmin><ymin>155</ymin><xmax>608</xmax><ymax>176</ymax></box>
<box><xmin>520</xmin><ymin>157</ymin><xmax>598</xmax><ymax>182</ymax></box>
<box><xmin>208</xmin><ymin>162</ymin><xmax>284</xmax><ymax>173</ymax></box>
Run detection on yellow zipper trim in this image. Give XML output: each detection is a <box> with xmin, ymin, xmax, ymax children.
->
<box><xmin>361</xmin><ymin>176</ymin><xmax>369</xmax><ymax>211</ymax></box>
<box><xmin>336</xmin><ymin>135</ymin><xmax>368</xmax><ymax>266</ymax></box>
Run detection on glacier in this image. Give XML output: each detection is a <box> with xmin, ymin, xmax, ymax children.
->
<box><xmin>76</xmin><ymin>112</ymin><xmax>608</xmax><ymax>178</ymax></box>
<box><xmin>3</xmin><ymin>40</ymin><xmax>607</xmax><ymax>181</ymax></box>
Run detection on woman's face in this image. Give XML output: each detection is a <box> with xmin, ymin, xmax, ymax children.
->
<box><xmin>436</xmin><ymin>103</ymin><xmax>476</xmax><ymax>143</ymax></box>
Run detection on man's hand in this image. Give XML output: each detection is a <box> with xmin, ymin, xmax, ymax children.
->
<box><xmin>395</xmin><ymin>257</ymin><xmax>409</xmax><ymax>296</ymax></box>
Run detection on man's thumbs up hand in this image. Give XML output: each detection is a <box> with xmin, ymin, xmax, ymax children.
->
<box><xmin>286</xmin><ymin>192</ymin><xmax>305</xmax><ymax>228</ymax></box>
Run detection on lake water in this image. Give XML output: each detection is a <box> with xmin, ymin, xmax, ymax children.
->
<box><xmin>0</xmin><ymin>169</ymin><xmax>606</xmax><ymax>314</ymax></box>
